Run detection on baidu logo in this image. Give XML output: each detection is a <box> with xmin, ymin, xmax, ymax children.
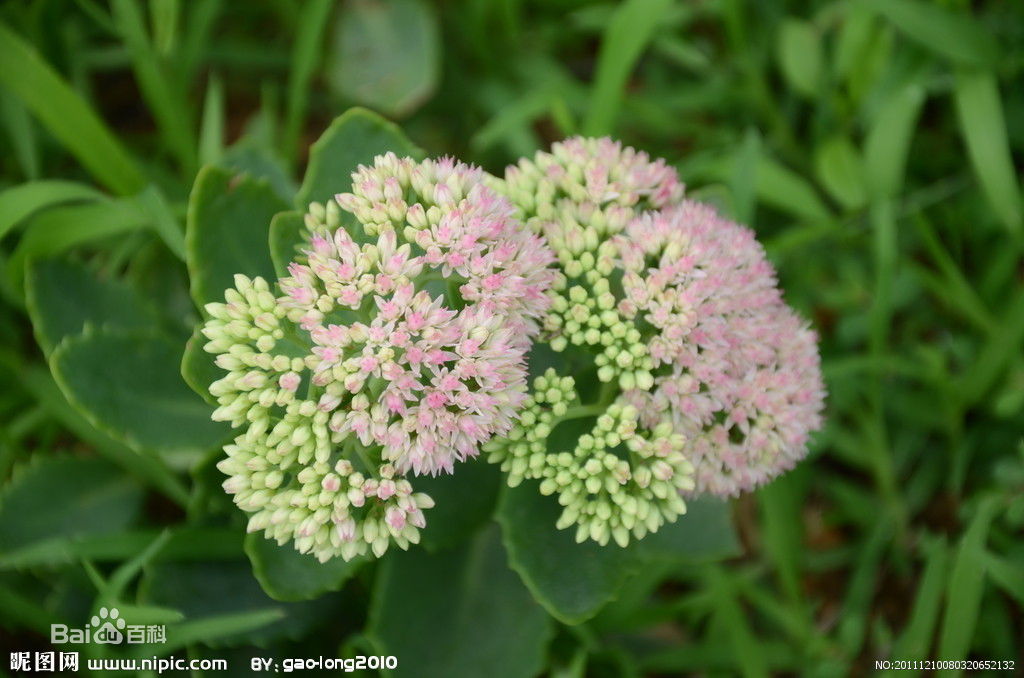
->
<box><xmin>51</xmin><ymin>607</ymin><xmax>165</xmax><ymax>645</ymax></box>
<box><xmin>90</xmin><ymin>608</ymin><xmax>125</xmax><ymax>644</ymax></box>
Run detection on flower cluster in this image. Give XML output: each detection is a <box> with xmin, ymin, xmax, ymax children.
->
<box><xmin>488</xmin><ymin>137</ymin><xmax>825</xmax><ymax>545</ymax></box>
<box><xmin>202</xmin><ymin>155</ymin><xmax>555</xmax><ymax>560</ymax></box>
<box><xmin>486</xmin><ymin>369</ymin><xmax>693</xmax><ymax>547</ymax></box>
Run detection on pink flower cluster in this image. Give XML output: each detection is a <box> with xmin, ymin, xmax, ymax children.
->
<box><xmin>499</xmin><ymin>137</ymin><xmax>826</xmax><ymax>500</ymax></box>
<box><xmin>203</xmin><ymin>154</ymin><xmax>555</xmax><ymax>560</ymax></box>
<box><xmin>618</xmin><ymin>204</ymin><xmax>825</xmax><ymax>496</ymax></box>
<box><xmin>275</xmin><ymin>155</ymin><xmax>555</xmax><ymax>475</ymax></box>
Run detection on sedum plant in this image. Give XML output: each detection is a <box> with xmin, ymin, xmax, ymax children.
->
<box><xmin>198</xmin><ymin>132</ymin><xmax>824</xmax><ymax>562</ymax></box>
<box><xmin>202</xmin><ymin>154</ymin><xmax>554</xmax><ymax>561</ymax></box>
<box><xmin>489</xmin><ymin>138</ymin><xmax>826</xmax><ymax>545</ymax></box>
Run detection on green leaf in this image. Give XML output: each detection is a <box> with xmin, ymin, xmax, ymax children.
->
<box><xmin>961</xmin><ymin>287</ymin><xmax>1024</xmax><ymax>406</ymax></box>
<box><xmin>140</xmin><ymin>559</ymin><xmax>338</xmax><ymax>647</ymax></box>
<box><xmin>25</xmin><ymin>257</ymin><xmax>159</xmax><ymax>356</ymax></box>
<box><xmin>284</xmin><ymin>0</ymin><xmax>335</xmax><ymax>157</ymax></box>
<box><xmin>754</xmin><ymin>154</ymin><xmax>833</xmax><ymax>223</ymax></box>
<box><xmin>132</xmin><ymin>609</ymin><xmax>286</xmax><ymax>657</ymax></box>
<box><xmin>0</xmin><ymin>181</ymin><xmax>104</xmax><ymax>240</ymax></box>
<box><xmin>984</xmin><ymin>551</ymin><xmax>1024</xmax><ymax>608</ymax></box>
<box><xmin>583</xmin><ymin>0</ymin><xmax>674</xmax><ymax>136</ymax></box>
<box><xmin>937</xmin><ymin>496</ymin><xmax>1000</xmax><ymax>669</ymax></box>
<box><xmin>220</xmin><ymin>143</ymin><xmax>298</xmax><ymax>204</ymax></box>
<box><xmin>268</xmin><ymin>210</ymin><xmax>307</xmax><ymax>279</ymax></box>
<box><xmin>708</xmin><ymin>567</ymin><xmax>769</xmax><ymax>678</ymax></box>
<box><xmin>12</xmin><ymin>364</ymin><xmax>190</xmax><ymax>506</ymax></box>
<box><xmin>0</xmin><ymin>527</ymin><xmax>243</xmax><ymax>570</ymax></box>
<box><xmin>7</xmin><ymin>198</ymin><xmax>151</xmax><ymax>291</ymax></box>
<box><xmin>50</xmin><ymin>329</ymin><xmax>228</xmax><ymax>457</ymax></box>
<box><xmin>0</xmin><ymin>455</ymin><xmax>143</xmax><ymax>555</ymax></box>
<box><xmin>180</xmin><ymin>325</ymin><xmax>220</xmax><ymax>405</ymax></box>
<box><xmin>776</xmin><ymin>19</ymin><xmax>822</xmax><ymax>97</ymax></box>
<box><xmin>952</xmin><ymin>69</ymin><xmax>1022</xmax><ymax>235</ymax></box>
<box><xmin>199</xmin><ymin>73</ymin><xmax>225</xmax><ymax>166</ymax></box>
<box><xmin>297</xmin><ymin>107</ymin><xmax>423</xmax><ymax>210</ymax></box>
<box><xmin>0</xmin><ymin>22</ymin><xmax>146</xmax><ymax>195</ymax></box>
<box><xmin>863</xmin><ymin>82</ymin><xmax>926</xmax><ymax>199</ymax></box>
<box><xmin>730</xmin><ymin>128</ymin><xmax>760</xmax><ymax>225</ymax></box>
<box><xmin>891</xmin><ymin>536</ymin><xmax>949</xmax><ymax>663</ymax></box>
<box><xmin>328</xmin><ymin>0</ymin><xmax>440</xmax><ymax>118</ymax></box>
<box><xmin>0</xmin><ymin>93</ymin><xmax>40</xmax><ymax>180</ymax></box>
<box><xmin>185</xmin><ymin>165</ymin><xmax>289</xmax><ymax>308</ymax></box>
<box><xmin>245</xmin><ymin>533</ymin><xmax>364</xmax><ymax>602</ymax></box>
<box><xmin>497</xmin><ymin>482</ymin><xmax>640</xmax><ymax>625</ymax></box>
<box><xmin>634</xmin><ymin>496</ymin><xmax>740</xmax><ymax>562</ymax></box>
<box><xmin>864</xmin><ymin>0</ymin><xmax>996</xmax><ymax>66</ymax></box>
<box><xmin>134</xmin><ymin>185</ymin><xmax>187</xmax><ymax>260</ymax></box>
<box><xmin>368</xmin><ymin>526</ymin><xmax>552</xmax><ymax>678</ymax></box>
<box><xmin>833</xmin><ymin>5</ymin><xmax>874</xmax><ymax>80</ymax></box>
<box><xmin>814</xmin><ymin>136</ymin><xmax>868</xmax><ymax>211</ymax></box>
<box><xmin>110</xmin><ymin>0</ymin><xmax>197</xmax><ymax>174</ymax></box>
<box><xmin>415</xmin><ymin>456</ymin><xmax>503</xmax><ymax>552</ymax></box>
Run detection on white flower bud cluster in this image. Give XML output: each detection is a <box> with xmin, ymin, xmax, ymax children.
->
<box><xmin>486</xmin><ymin>369</ymin><xmax>695</xmax><ymax>547</ymax></box>
<box><xmin>201</xmin><ymin>153</ymin><xmax>557</xmax><ymax>562</ymax></box>
<box><xmin>219</xmin><ymin>434</ymin><xmax>434</xmax><ymax>562</ymax></box>
<box><xmin>203</xmin><ymin>274</ymin><xmax>437</xmax><ymax>561</ymax></box>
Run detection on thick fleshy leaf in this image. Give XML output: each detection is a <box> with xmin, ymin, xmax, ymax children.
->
<box><xmin>140</xmin><ymin>560</ymin><xmax>338</xmax><ymax>647</ymax></box>
<box><xmin>296</xmin><ymin>108</ymin><xmax>422</xmax><ymax>209</ymax></box>
<box><xmin>634</xmin><ymin>496</ymin><xmax>741</xmax><ymax>562</ymax></box>
<box><xmin>180</xmin><ymin>325</ymin><xmax>220</xmax><ymax>406</ymax></box>
<box><xmin>415</xmin><ymin>456</ymin><xmax>503</xmax><ymax>551</ymax></box>
<box><xmin>245</xmin><ymin>534</ymin><xmax>364</xmax><ymax>602</ymax></box>
<box><xmin>368</xmin><ymin>526</ymin><xmax>552</xmax><ymax>678</ymax></box>
<box><xmin>220</xmin><ymin>144</ymin><xmax>298</xmax><ymax>204</ymax></box>
<box><xmin>0</xmin><ymin>455</ymin><xmax>143</xmax><ymax>555</ymax></box>
<box><xmin>268</xmin><ymin>210</ymin><xmax>307</xmax><ymax>279</ymax></box>
<box><xmin>7</xmin><ymin>198</ymin><xmax>151</xmax><ymax>292</ymax></box>
<box><xmin>185</xmin><ymin>165</ymin><xmax>289</xmax><ymax>308</ymax></box>
<box><xmin>496</xmin><ymin>482</ymin><xmax>641</xmax><ymax>625</ymax></box>
<box><xmin>328</xmin><ymin>0</ymin><xmax>440</xmax><ymax>118</ymax></box>
<box><xmin>25</xmin><ymin>257</ymin><xmax>159</xmax><ymax>356</ymax></box>
<box><xmin>50</xmin><ymin>329</ymin><xmax>228</xmax><ymax>456</ymax></box>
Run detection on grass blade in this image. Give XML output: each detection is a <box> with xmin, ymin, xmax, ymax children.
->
<box><xmin>864</xmin><ymin>82</ymin><xmax>925</xmax><ymax>199</ymax></box>
<box><xmin>936</xmin><ymin>496</ymin><xmax>1000</xmax><ymax>674</ymax></box>
<box><xmin>583</xmin><ymin>0</ymin><xmax>673</xmax><ymax>136</ymax></box>
<box><xmin>864</xmin><ymin>0</ymin><xmax>996</xmax><ymax>66</ymax></box>
<box><xmin>707</xmin><ymin>567</ymin><xmax>769</xmax><ymax>678</ymax></box>
<box><xmin>198</xmin><ymin>73</ymin><xmax>224</xmax><ymax>165</ymax></box>
<box><xmin>7</xmin><ymin>199</ymin><xmax>150</xmax><ymax>292</ymax></box>
<box><xmin>0</xmin><ymin>22</ymin><xmax>146</xmax><ymax>195</ymax></box>
<box><xmin>110</xmin><ymin>0</ymin><xmax>197</xmax><ymax>175</ymax></box>
<box><xmin>952</xmin><ymin>68</ymin><xmax>1022</xmax><ymax>236</ymax></box>
<box><xmin>960</xmin><ymin>286</ymin><xmax>1024</xmax><ymax>407</ymax></box>
<box><xmin>0</xmin><ymin>181</ymin><xmax>105</xmax><ymax>240</ymax></box>
<box><xmin>0</xmin><ymin>94</ymin><xmax>40</xmax><ymax>180</ymax></box>
<box><xmin>282</xmin><ymin>0</ymin><xmax>335</xmax><ymax>161</ymax></box>
<box><xmin>888</xmin><ymin>536</ymin><xmax>949</xmax><ymax>673</ymax></box>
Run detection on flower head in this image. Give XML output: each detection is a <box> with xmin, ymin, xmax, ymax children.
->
<box><xmin>490</xmin><ymin>137</ymin><xmax>825</xmax><ymax>544</ymax></box>
<box><xmin>202</xmin><ymin>154</ymin><xmax>555</xmax><ymax>560</ymax></box>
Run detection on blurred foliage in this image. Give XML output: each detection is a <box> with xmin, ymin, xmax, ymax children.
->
<box><xmin>0</xmin><ymin>0</ymin><xmax>1022</xmax><ymax>676</ymax></box>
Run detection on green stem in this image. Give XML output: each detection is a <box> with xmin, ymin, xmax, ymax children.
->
<box><xmin>560</xmin><ymin>403</ymin><xmax>606</xmax><ymax>421</ymax></box>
